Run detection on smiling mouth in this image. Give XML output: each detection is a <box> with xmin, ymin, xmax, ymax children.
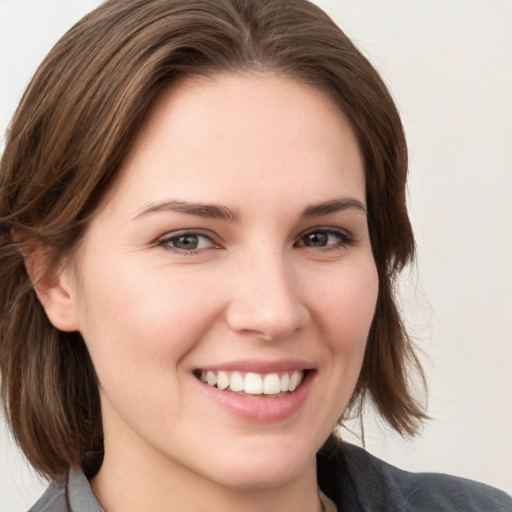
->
<box><xmin>194</xmin><ymin>370</ymin><xmax>308</xmax><ymax>396</ymax></box>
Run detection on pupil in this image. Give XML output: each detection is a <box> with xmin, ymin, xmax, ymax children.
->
<box><xmin>306</xmin><ymin>232</ymin><xmax>327</xmax><ymax>246</ymax></box>
<box><xmin>175</xmin><ymin>235</ymin><xmax>198</xmax><ymax>250</ymax></box>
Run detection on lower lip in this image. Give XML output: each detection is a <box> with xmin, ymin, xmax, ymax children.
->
<box><xmin>196</xmin><ymin>372</ymin><xmax>315</xmax><ymax>423</ymax></box>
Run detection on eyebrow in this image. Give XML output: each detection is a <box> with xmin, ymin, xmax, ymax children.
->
<box><xmin>132</xmin><ymin>200</ymin><xmax>242</xmax><ymax>222</ymax></box>
<box><xmin>301</xmin><ymin>198</ymin><xmax>367</xmax><ymax>217</ymax></box>
<box><xmin>132</xmin><ymin>197</ymin><xmax>366</xmax><ymax>222</ymax></box>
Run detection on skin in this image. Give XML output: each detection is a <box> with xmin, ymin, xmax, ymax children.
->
<box><xmin>40</xmin><ymin>73</ymin><xmax>379</xmax><ymax>512</ymax></box>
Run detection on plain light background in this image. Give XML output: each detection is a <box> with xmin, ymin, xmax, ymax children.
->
<box><xmin>1</xmin><ymin>1</ymin><xmax>511</xmax><ymax>510</ymax></box>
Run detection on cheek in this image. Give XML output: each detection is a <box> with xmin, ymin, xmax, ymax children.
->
<box><xmin>310</xmin><ymin>260</ymin><xmax>379</xmax><ymax>351</ymax></box>
<box><xmin>304</xmin><ymin>259</ymin><xmax>378</xmax><ymax>430</ymax></box>
<box><xmin>74</xmin><ymin>253</ymin><xmax>222</xmax><ymax>373</ymax></box>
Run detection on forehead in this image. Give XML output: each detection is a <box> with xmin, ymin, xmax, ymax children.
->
<box><xmin>103</xmin><ymin>72</ymin><xmax>365</xmax><ymax>217</ymax></box>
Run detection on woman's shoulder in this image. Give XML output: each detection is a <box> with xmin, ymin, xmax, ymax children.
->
<box><xmin>27</xmin><ymin>467</ymin><xmax>104</xmax><ymax>512</ymax></box>
<box><xmin>27</xmin><ymin>479</ymin><xmax>68</xmax><ymax>512</ymax></box>
<box><xmin>318</xmin><ymin>441</ymin><xmax>512</xmax><ymax>512</ymax></box>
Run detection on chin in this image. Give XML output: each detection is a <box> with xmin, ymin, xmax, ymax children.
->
<box><xmin>207</xmin><ymin>461</ymin><xmax>307</xmax><ymax>491</ymax></box>
<box><xmin>196</xmin><ymin>435</ymin><xmax>320</xmax><ymax>490</ymax></box>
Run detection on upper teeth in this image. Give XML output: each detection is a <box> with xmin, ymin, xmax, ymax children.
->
<box><xmin>199</xmin><ymin>370</ymin><xmax>304</xmax><ymax>395</ymax></box>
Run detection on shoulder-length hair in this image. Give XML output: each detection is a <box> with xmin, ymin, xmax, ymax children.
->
<box><xmin>0</xmin><ymin>0</ymin><xmax>425</xmax><ymax>480</ymax></box>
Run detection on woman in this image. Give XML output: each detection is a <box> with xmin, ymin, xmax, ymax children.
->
<box><xmin>0</xmin><ymin>1</ymin><xmax>510</xmax><ymax>511</ymax></box>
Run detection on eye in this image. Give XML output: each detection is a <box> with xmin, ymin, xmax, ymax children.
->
<box><xmin>295</xmin><ymin>228</ymin><xmax>353</xmax><ymax>248</ymax></box>
<box><xmin>157</xmin><ymin>231</ymin><xmax>218</xmax><ymax>252</ymax></box>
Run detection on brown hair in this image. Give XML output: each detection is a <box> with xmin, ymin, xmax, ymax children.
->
<box><xmin>0</xmin><ymin>0</ymin><xmax>426</xmax><ymax>480</ymax></box>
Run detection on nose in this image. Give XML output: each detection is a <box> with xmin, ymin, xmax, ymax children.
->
<box><xmin>225</xmin><ymin>249</ymin><xmax>310</xmax><ymax>340</ymax></box>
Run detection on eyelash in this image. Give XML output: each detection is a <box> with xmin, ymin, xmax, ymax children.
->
<box><xmin>156</xmin><ymin>227</ymin><xmax>354</xmax><ymax>254</ymax></box>
<box><xmin>157</xmin><ymin>230</ymin><xmax>219</xmax><ymax>254</ymax></box>
<box><xmin>294</xmin><ymin>227</ymin><xmax>355</xmax><ymax>249</ymax></box>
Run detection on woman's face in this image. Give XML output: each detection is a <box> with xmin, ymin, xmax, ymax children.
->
<box><xmin>61</xmin><ymin>73</ymin><xmax>378</xmax><ymax>489</ymax></box>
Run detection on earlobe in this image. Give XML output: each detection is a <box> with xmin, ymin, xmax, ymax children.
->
<box><xmin>24</xmin><ymin>252</ymin><xmax>81</xmax><ymax>333</ymax></box>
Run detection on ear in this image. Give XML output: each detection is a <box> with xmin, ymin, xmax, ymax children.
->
<box><xmin>24</xmin><ymin>250</ymin><xmax>81</xmax><ymax>332</ymax></box>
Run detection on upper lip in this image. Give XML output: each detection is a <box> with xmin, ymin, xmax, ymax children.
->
<box><xmin>196</xmin><ymin>359</ymin><xmax>315</xmax><ymax>374</ymax></box>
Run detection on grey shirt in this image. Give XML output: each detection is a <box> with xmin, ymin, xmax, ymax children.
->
<box><xmin>28</xmin><ymin>443</ymin><xmax>512</xmax><ymax>512</ymax></box>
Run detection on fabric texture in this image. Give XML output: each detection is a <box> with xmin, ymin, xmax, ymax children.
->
<box><xmin>317</xmin><ymin>442</ymin><xmax>512</xmax><ymax>512</ymax></box>
<box><xmin>28</xmin><ymin>442</ymin><xmax>512</xmax><ymax>512</ymax></box>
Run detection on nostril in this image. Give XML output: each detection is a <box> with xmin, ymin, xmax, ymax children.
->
<box><xmin>225</xmin><ymin>298</ymin><xmax>310</xmax><ymax>340</ymax></box>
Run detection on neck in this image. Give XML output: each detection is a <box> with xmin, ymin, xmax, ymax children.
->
<box><xmin>92</xmin><ymin>439</ymin><xmax>324</xmax><ymax>512</ymax></box>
